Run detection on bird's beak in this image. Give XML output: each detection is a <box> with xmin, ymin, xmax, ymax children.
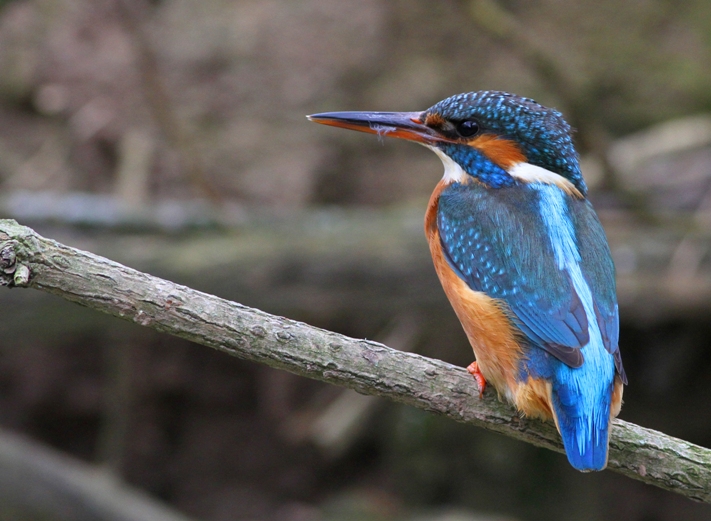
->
<box><xmin>307</xmin><ymin>111</ymin><xmax>440</xmax><ymax>144</ymax></box>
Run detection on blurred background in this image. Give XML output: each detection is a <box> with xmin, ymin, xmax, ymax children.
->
<box><xmin>0</xmin><ymin>0</ymin><xmax>710</xmax><ymax>520</ymax></box>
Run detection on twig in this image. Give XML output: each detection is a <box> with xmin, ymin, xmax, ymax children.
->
<box><xmin>1</xmin><ymin>218</ymin><xmax>710</xmax><ymax>502</ymax></box>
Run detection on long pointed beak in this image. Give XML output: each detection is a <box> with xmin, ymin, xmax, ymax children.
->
<box><xmin>307</xmin><ymin>111</ymin><xmax>441</xmax><ymax>144</ymax></box>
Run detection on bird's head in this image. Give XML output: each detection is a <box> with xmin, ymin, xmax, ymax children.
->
<box><xmin>308</xmin><ymin>90</ymin><xmax>586</xmax><ymax>197</ymax></box>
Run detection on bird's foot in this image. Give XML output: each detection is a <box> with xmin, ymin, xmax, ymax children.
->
<box><xmin>467</xmin><ymin>361</ymin><xmax>486</xmax><ymax>399</ymax></box>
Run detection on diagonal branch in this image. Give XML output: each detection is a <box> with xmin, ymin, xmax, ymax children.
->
<box><xmin>0</xmin><ymin>219</ymin><xmax>709</xmax><ymax>502</ymax></box>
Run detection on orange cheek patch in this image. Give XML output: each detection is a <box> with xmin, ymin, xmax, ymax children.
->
<box><xmin>469</xmin><ymin>134</ymin><xmax>526</xmax><ymax>169</ymax></box>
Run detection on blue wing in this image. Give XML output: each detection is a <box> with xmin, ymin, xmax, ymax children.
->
<box><xmin>571</xmin><ymin>201</ymin><xmax>626</xmax><ymax>383</ymax></box>
<box><xmin>437</xmin><ymin>182</ymin><xmax>619</xmax><ymax>372</ymax></box>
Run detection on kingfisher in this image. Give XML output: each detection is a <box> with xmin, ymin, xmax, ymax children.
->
<box><xmin>308</xmin><ymin>91</ymin><xmax>627</xmax><ymax>472</ymax></box>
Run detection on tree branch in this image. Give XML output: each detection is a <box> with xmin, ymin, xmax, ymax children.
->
<box><xmin>1</xmin><ymin>219</ymin><xmax>709</xmax><ymax>502</ymax></box>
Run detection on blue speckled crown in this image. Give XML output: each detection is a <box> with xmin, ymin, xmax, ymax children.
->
<box><xmin>424</xmin><ymin>91</ymin><xmax>586</xmax><ymax>194</ymax></box>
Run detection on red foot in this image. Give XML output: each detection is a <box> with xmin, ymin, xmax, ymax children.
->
<box><xmin>467</xmin><ymin>361</ymin><xmax>487</xmax><ymax>399</ymax></box>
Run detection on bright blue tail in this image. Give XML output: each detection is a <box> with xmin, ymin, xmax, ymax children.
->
<box><xmin>552</xmin><ymin>381</ymin><xmax>612</xmax><ymax>472</ymax></box>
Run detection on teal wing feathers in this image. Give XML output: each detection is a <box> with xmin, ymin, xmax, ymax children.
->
<box><xmin>437</xmin><ymin>182</ymin><xmax>590</xmax><ymax>367</ymax></box>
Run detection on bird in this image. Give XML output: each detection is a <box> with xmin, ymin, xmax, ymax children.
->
<box><xmin>307</xmin><ymin>91</ymin><xmax>626</xmax><ymax>472</ymax></box>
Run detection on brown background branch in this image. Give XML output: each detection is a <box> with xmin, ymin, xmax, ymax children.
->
<box><xmin>1</xmin><ymin>218</ymin><xmax>709</xmax><ymax>503</ymax></box>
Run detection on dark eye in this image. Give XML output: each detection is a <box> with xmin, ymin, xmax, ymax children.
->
<box><xmin>456</xmin><ymin>120</ymin><xmax>479</xmax><ymax>138</ymax></box>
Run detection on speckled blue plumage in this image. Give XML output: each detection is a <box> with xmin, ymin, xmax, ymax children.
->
<box><xmin>437</xmin><ymin>177</ymin><xmax>623</xmax><ymax>471</ymax></box>
<box><xmin>309</xmin><ymin>89</ymin><xmax>624</xmax><ymax>471</ymax></box>
<box><xmin>424</xmin><ymin>91</ymin><xmax>587</xmax><ymax>194</ymax></box>
<box><xmin>437</xmin><ymin>182</ymin><xmax>597</xmax><ymax>364</ymax></box>
<box><xmin>438</xmin><ymin>143</ymin><xmax>516</xmax><ymax>189</ymax></box>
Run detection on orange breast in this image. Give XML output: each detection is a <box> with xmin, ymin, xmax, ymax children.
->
<box><xmin>424</xmin><ymin>181</ymin><xmax>555</xmax><ymax>419</ymax></box>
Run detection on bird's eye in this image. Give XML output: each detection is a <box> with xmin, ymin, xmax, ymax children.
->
<box><xmin>456</xmin><ymin>120</ymin><xmax>479</xmax><ymax>138</ymax></box>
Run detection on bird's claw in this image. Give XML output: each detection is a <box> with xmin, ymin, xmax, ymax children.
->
<box><xmin>467</xmin><ymin>361</ymin><xmax>487</xmax><ymax>399</ymax></box>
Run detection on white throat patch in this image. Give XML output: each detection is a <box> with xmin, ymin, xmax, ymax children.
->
<box><xmin>428</xmin><ymin>146</ymin><xmax>468</xmax><ymax>184</ymax></box>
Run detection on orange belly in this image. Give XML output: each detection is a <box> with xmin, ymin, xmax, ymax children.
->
<box><xmin>423</xmin><ymin>180</ymin><xmax>624</xmax><ymax>426</ymax></box>
<box><xmin>424</xmin><ymin>180</ymin><xmax>555</xmax><ymax>420</ymax></box>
